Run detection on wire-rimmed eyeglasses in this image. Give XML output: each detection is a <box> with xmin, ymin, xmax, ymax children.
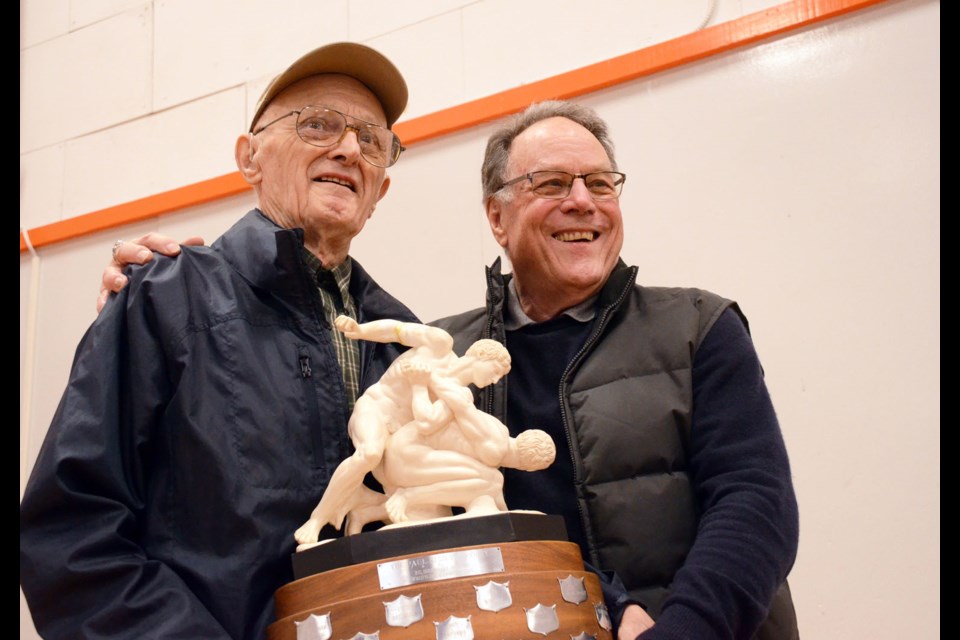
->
<box><xmin>252</xmin><ymin>105</ymin><xmax>405</xmax><ymax>168</ymax></box>
<box><xmin>498</xmin><ymin>170</ymin><xmax>626</xmax><ymax>200</ymax></box>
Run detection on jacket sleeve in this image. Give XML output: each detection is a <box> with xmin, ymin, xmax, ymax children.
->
<box><xmin>585</xmin><ymin>561</ymin><xmax>644</xmax><ymax>632</ymax></box>
<box><xmin>19</xmin><ymin>287</ymin><xmax>231</xmax><ymax>639</ymax></box>
<box><xmin>640</xmin><ymin>309</ymin><xmax>799</xmax><ymax>639</ymax></box>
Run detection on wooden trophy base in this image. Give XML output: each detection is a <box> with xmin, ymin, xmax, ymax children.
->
<box><xmin>268</xmin><ymin>513</ymin><xmax>613</xmax><ymax>639</ymax></box>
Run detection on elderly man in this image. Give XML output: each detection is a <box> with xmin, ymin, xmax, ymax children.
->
<box><xmin>19</xmin><ymin>43</ymin><xmax>418</xmax><ymax>640</ymax></box>
<box><xmin>89</xmin><ymin>101</ymin><xmax>800</xmax><ymax>639</ymax></box>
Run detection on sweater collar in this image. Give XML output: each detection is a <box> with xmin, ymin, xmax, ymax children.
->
<box><xmin>488</xmin><ymin>256</ymin><xmax>637</xmax><ymax>328</ymax></box>
<box><xmin>503</xmin><ymin>278</ymin><xmax>599</xmax><ymax>329</ymax></box>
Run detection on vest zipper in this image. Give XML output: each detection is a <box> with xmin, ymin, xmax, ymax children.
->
<box><xmin>557</xmin><ymin>273</ymin><xmax>635</xmax><ymax>567</ymax></box>
<box><xmin>481</xmin><ymin>263</ymin><xmax>500</xmax><ymax>416</ymax></box>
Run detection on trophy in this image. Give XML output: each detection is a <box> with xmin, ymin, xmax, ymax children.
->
<box><xmin>267</xmin><ymin>318</ymin><xmax>613</xmax><ymax>640</ymax></box>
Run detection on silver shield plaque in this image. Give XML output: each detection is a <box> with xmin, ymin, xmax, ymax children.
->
<box><xmin>571</xmin><ymin>633</ymin><xmax>598</xmax><ymax>640</ymax></box>
<box><xmin>525</xmin><ymin>603</ymin><xmax>560</xmax><ymax>636</ymax></box>
<box><xmin>558</xmin><ymin>574</ymin><xmax>588</xmax><ymax>604</ymax></box>
<box><xmin>474</xmin><ymin>580</ymin><xmax>512</xmax><ymax>612</ymax></box>
<box><xmin>434</xmin><ymin>615</ymin><xmax>474</xmax><ymax>640</ymax></box>
<box><xmin>294</xmin><ymin>612</ymin><xmax>332</xmax><ymax>640</ymax></box>
<box><xmin>594</xmin><ymin>603</ymin><xmax>612</xmax><ymax>631</ymax></box>
<box><xmin>377</xmin><ymin>547</ymin><xmax>504</xmax><ymax>590</ymax></box>
<box><xmin>383</xmin><ymin>593</ymin><xmax>424</xmax><ymax>628</ymax></box>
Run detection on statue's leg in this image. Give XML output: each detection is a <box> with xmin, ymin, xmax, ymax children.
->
<box><xmin>379</xmin><ymin>422</ymin><xmax>507</xmax><ymax>524</ymax></box>
<box><xmin>463</xmin><ymin>494</ymin><xmax>502</xmax><ymax>517</ymax></box>
<box><xmin>294</xmin><ymin>409</ymin><xmax>388</xmax><ymax>544</ymax></box>
<box><xmin>385</xmin><ymin>473</ymin><xmax>504</xmax><ymax>521</ymax></box>
<box><xmin>344</xmin><ymin>485</ymin><xmax>389</xmax><ymax>535</ymax></box>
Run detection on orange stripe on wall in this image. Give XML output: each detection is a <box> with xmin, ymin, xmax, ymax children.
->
<box><xmin>20</xmin><ymin>173</ymin><xmax>252</xmax><ymax>253</ymax></box>
<box><xmin>20</xmin><ymin>0</ymin><xmax>887</xmax><ymax>253</ymax></box>
<box><xmin>393</xmin><ymin>0</ymin><xmax>888</xmax><ymax>145</ymax></box>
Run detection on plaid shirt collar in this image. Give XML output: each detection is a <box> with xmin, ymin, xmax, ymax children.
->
<box><xmin>301</xmin><ymin>250</ymin><xmax>360</xmax><ymax>411</ymax></box>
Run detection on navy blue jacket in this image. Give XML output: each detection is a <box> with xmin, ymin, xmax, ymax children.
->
<box><xmin>20</xmin><ymin>210</ymin><xmax>418</xmax><ymax>639</ymax></box>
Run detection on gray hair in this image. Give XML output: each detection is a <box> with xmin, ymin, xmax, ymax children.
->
<box><xmin>481</xmin><ymin>100</ymin><xmax>618</xmax><ymax>202</ymax></box>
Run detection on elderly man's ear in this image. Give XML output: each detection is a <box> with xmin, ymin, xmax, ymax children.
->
<box><xmin>235</xmin><ymin>133</ymin><xmax>263</xmax><ymax>186</ymax></box>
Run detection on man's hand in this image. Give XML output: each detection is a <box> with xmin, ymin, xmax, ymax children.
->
<box><xmin>97</xmin><ymin>233</ymin><xmax>204</xmax><ymax>312</ymax></box>
<box><xmin>618</xmin><ymin>604</ymin><xmax>655</xmax><ymax>639</ymax></box>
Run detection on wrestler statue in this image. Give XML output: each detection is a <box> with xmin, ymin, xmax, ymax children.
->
<box><xmin>294</xmin><ymin>317</ymin><xmax>555</xmax><ymax>545</ymax></box>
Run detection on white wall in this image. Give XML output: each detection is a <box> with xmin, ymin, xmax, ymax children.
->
<box><xmin>20</xmin><ymin>1</ymin><xmax>939</xmax><ymax>638</ymax></box>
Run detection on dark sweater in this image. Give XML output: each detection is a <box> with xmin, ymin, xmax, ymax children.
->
<box><xmin>502</xmin><ymin>313</ymin><xmax>596</xmax><ymax>555</ymax></box>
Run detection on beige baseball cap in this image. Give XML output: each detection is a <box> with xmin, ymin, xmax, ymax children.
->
<box><xmin>249</xmin><ymin>42</ymin><xmax>408</xmax><ymax>131</ymax></box>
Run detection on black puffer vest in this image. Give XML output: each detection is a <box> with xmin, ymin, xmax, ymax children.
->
<box><xmin>433</xmin><ymin>258</ymin><xmax>798</xmax><ymax>639</ymax></box>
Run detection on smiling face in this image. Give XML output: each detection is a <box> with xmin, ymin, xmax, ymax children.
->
<box><xmin>486</xmin><ymin>117</ymin><xmax>624</xmax><ymax>321</ymax></box>
<box><xmin>236</xmin><ymin>74</ymin><xmax>391</xmax><ymax>265</ymax></box>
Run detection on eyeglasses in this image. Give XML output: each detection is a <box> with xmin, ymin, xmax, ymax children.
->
<box><xmin>498</xmin><ymin>170</ymin><xmax>626</xmax><ymax>200</ymax></box>
<box><xmin>252</xmin><ymin>105</ymin><xmax>405</xmax><ymax>168</ymax></box>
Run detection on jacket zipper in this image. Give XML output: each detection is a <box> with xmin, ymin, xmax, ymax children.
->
<box><xmin>297</xmin><ymin>252</ymin><xmax>343</xmax><ymax>469</ymax></box>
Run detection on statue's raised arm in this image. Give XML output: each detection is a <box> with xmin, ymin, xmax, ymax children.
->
<box><xmin>334</xmin><ymin>315</ymin><xmax>453</xmax><ymax>354</ymax></box>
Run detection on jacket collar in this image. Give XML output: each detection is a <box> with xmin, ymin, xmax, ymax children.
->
<box><xmin>214</xmin><ymin>209</ymin><xmax>309</xmax><ymax>298</ymax></box>
<box><xmin>214</xmin><ymin>209</ymin><xmax>418</xmax><ymax>322</ymax></box>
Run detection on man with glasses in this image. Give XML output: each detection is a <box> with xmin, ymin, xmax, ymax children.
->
<box><xmin>20</xmin><ymin>43</ymin><xmax>418</xmax><ymax>640</ymax></box>
<box><xmin>77</xmin><ymin>98</ymin><xmax>800</xmax><ymax>639</ymax></box>
<box><xmin>431</xmin><ymin>101</ymin><xmax>799</xmax><ymax>639</ymax></box>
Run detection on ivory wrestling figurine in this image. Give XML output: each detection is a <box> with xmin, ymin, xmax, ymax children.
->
<box><xmin>294</xmin><ymin>317</ymin><xmax>555</xmax><ymax>544</ymax></box>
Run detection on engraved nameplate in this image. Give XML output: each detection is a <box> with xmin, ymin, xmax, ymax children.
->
<box><xmin>474</xmin><ymin>580</ymin><xmax>512</xmax><ymax>612</ymax></box>
<box><xmin>294</xmin><ymin>612</ymin><xmax>332</xmax><ymax>640</ymax></box>
<box><xmin>594</xmin><ymin>603</ymin><xmax>612</xmax><ymax>631</ymax></box>
<box><xmin>383</xmin><ymin>593</ymin><xmax>424</xmax><ymax>627</ymax></box>
<box><xmin>434</xmin><ymin>615</ymin><xmax>474</xmax><ymax>640</ymax></box>
<box><xmin>377</xmin><ymin>547</ymin><xmax>504</xmax><ymax>590</ymax></box>
<box><xmin>524</xmin><ymin>603</ymin><xmax>560</xmax><ymax>636</ymax></box>
<box><xmin>558</xmin><ymin>575</ymin><xmax>587</xmax><ymax>604</ymax></box>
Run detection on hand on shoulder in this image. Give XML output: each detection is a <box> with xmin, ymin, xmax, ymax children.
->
<box><xmin>97</xmin><ymin>233</ymin><xmax>204</xmax><ymax>312</ymax></box>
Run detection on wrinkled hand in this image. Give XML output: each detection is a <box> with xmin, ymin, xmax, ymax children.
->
<box><xmin>618</xmin><ymin>604</ymin><xmax>655</xmax><ymax>639</ymax></box>
<box><xmin>334</xmin><ymin>315</ymin><xmax>361</xmax><ymax>339</ymax></box>
<box><xmin>97</xmin><ymin>232</ymin><xmax>204</xmax><ymax>312</ymax></box>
